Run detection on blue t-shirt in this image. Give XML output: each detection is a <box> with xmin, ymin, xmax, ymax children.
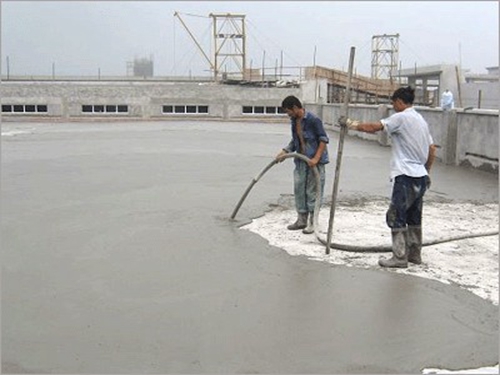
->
<box><xmin>284</xmin><ymin>111</ymin><xmax>329</xmax><ymax>164</ymax></box>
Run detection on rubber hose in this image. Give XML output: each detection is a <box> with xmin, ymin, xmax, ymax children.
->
<box><xmin>231</xmin><ymin>153</ymin><xmax>499</xmax><ymax>253</ymax></box>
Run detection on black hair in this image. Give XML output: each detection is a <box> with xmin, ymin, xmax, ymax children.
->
<box><xmin>391</xmin><ymin>86</ymin><xmax>415</xmax><ymax>104</ymax></box>
<box><xmin>281</xmin><ymin>95</ymin><xmax>303</xmax><ymax>109</ymax></box>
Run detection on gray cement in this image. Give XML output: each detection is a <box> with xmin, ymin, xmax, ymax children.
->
<box><xmin>2</xmin><ymin>120</ymin><xmax>498</xmax><ymax>374</ymax></box>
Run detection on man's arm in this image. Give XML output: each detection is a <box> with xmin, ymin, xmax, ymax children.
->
<box><xmin>308</xmin><ymin>141</ymin><xmax>326</xmax><ymax>167</ymax></box>
<box><xmin>355</xmin><ymin>121</ymin><xmax>384</xmax><ymax>133</ymax></box>
<box><xmin>338</xmin><ymin>116</ymin><xmax>384</xmax><ymax>133</ymax></box>
<box><xmin>425</xmin><ymin>144</ymin><xmax>437</xmax><ymax>172</ymax></box>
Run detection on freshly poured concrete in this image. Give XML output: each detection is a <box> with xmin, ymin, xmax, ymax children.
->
<box><xmin>2</xmin><ymin>121</ymin><xmax>498</xmax><ymax>374</ymax></box>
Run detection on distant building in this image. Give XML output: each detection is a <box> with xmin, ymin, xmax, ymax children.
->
<box><xmin>127</xmin><ymin>57</ymin><xmax>154</xmax><ymax>78</ymax></box>
<box><xmin>397</xmin><ymin>64</ymin><xmax>499</xmax><ymax>109</ymax></box>
<box><xmin>486</xmin><ymin>66</ymin><xmax>499</xmax><ymax>75</ymax></box>
<box><xmin>464</xmin><ymin>66</ymin><xmax>499</xmax><ymax>83</ymax></box>
<box><xmin>463</xmin><ymin>66</ymin><xmax>499</xmax><ymax>109</ymax></box>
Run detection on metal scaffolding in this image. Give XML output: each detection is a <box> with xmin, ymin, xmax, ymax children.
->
<box><xmin>209</xmin><ymin>13</ymin><xmax>246</xmax><ymax>81</ymax></box>
<box><xmin>174</xmin><ymin>12</ymin><xmax>247</xmax><ymax>81</ymax></box>
<box><xmin>371</xmin><ymin>34</ymin><xmax>399</xmax><ymax>80</ymax></box>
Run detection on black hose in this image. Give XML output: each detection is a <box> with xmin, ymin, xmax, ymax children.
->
<box><xmin>231</xmin><ymin>153</ymin><xmax>499</xmax><ymax>253</ymax></box>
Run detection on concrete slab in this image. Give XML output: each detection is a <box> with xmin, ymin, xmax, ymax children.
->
<box><xmin>2</xmin><ymin>120</ymin><xmax>498</xmax><ymax>373</ymax></box>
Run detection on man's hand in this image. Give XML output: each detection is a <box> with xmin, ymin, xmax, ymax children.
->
<box><xmin>338</xmin><ymin>116</ymin><xmax>360</xmax><ymax>130</ymax></box>
<box><xmin>276</xmin><ymin>149</ymin><xmax>288</xmax><ymax>163</ymax></box>
<box><xmin>307</xmin><ymin>156</ymin><xmax>319</xmax><ymax>168</ymax></box>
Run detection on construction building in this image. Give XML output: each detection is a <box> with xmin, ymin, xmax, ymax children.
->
<box><xmin>127</xmin><ymin>57</ymin><xmax>154</xmax><ymax>78</ymax></box>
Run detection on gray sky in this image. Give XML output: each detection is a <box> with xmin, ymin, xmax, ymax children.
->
<box><xmin>1</xmin><ymin>1</ymin><xmax>498</xmax><ymax>77</ymax></box>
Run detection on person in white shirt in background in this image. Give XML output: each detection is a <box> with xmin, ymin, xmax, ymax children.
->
<box><xmin>339</xmin><ymin>86</ymin><xmax>437</xmax><ymax>268</ymax></box>
<box><xmin>440</xmin><ymin>89</ymin><xmax>454</xmax><ymax>110</ymax></box>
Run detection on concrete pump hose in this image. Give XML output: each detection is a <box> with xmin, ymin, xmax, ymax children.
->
<box><xmin>231</xmin><ymin>153</ymin><xmax>499</xmax><ymax>253</ymax></box>
<box><xmin>230</xmin><ymin>153</ymin><xmax>321</xmax><ymax>220</ymax></box>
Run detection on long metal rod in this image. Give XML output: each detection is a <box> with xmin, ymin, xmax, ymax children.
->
<box><xmin>174</xmin><ymin>12</ymin><xmax>215</xmax><ymax>71</ymax></box>
<box><xmin>325</xmin><ymin>46</ymin><xmax>356</xmax><ymax>255</ymax></box>
<box><xmin>455</xmin><ymin>65</ymin><xmax>463</xmax><ymax>108</ymax></box>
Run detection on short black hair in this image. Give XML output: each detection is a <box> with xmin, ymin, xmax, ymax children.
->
<box><xmin>281</xmin><ymin>95</ymin><xmax>303</xmax><ymax>109</ymax></box>
<box><xmin>391</xmin><ymin>86</ymin><xmax>415</xmax><ymax>104</ymax></box>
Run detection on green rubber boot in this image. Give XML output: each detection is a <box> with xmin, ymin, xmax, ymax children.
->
<box><xmin>407</xmin><ymin>226</ymin><xmax>422</xmax><ymax>264</ymax></box>
<box><xmin>287</xmin><ymin>212</ymin><xmax>308</xmax><ymax>230</ymax></box>
<box><xmin>379</xmin><ymin>229</ymin><xmax>408</xmax><ymax>268</ymax></box>
<box><xmin>302</xmin><ymin>212</ymin><xmax>315</xmax><ymax>234</ymax></box>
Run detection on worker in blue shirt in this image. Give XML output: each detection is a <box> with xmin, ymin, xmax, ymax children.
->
<box><xmin>276</xmin><ymin>95</ymin><xmax>329</xmax><ymax>234</ymax></box>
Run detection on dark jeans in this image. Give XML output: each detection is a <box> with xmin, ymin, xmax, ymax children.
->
<box><xmin>386</xmin><ymin>175</ymin><xmax>429</xmax><ymax>229</ymax></box>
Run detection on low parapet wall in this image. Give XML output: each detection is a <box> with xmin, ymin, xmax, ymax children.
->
<box><xmin>309</xmin><ymin>103</ymin><xmax>499</xmax><ymax>173</ymax></box>
<box><xmin>1</xmin><ymin>80</ymin><xmax>298</xmax><ymax>122</ymax></box>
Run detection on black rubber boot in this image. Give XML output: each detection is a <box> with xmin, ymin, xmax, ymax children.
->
<box><xmin>302</xmin><ymin>212</ymin><xmax>315</xmax><ymax>234</ymax></box>
<box><xmin>287</xmin><ymin>212</ymin><xmax>308</xmax><ymax>230</ymax></box>
<box><xmin>379</xmin><ymin>229</ymin><xmax>408</xmax><ymax>268</ymax></box>
<box><xmin>407</xmin><ymin>226</ymin><xmax>422</xmax><ymax>264</ymax></box>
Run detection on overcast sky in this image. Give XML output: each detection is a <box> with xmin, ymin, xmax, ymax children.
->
<box><xmin>1</xmin><ymin>1</ymin><xmax>498</xmax><ymax>77</ymax></box>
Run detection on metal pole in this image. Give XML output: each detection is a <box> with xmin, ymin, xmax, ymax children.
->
<box><xmin>313</xmin><ymin>45</ymin><xmax>318</xmax><ymax>102</ymax></box>
<box><xmin>174</xmin><ymin>12</ymin><xmax>215</xmax><ymax>74</ymax></box>
<box><xmin>455</xmin><ymin>65</ymin><xmax>463</xmax><ymax>108</ymax></box>
<box><xmin>212</xmin><ymin>14</ymin><xmax>217</xmax><ymax>81</ymax></box>
<box><xmin>280</xmin><ymin>50</ymin><xmax>283</xmax><ymax>80</ymax></box>
<box><xmin>6</xmin><ymin>56</ymin><xmax>10</xmax><ymax>80</ymax></box>
<box><xmin>398</xmin><ymin>61</ymin><xmax>402</xmax><ymax>84</ymax></box>
<box><xmin>261</xmin><ymin>50</ymin><xmax>265</xmax><ymax>84</ymax></box>
<box><xmin>325</xmin><ymin>46</ymin><xmax>355</xmax><ymax>255</ymax></box>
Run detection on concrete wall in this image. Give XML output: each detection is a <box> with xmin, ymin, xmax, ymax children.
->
<box><xmin>301</xmin><ymin>78</ymin><xmax>329</xmax><ymax>104</ymax></box>
<box><xmin>455</xmin><ymin>110</ymin><xmax>499</xmax><ymax>171</ymax></box>
<box><xmin>309</xmin><ymin>103</ymin><xmax>499</xmax><ymax>173</ymax></box>
<box><xmin>1</xmin><ymin>81</ymin><xmax>300</xmax><ymax>121</ymax></box>
<box><xmin>461</xmin><ymin>82</ymin><xmax>500</xmax><ymax>110</ymax></box>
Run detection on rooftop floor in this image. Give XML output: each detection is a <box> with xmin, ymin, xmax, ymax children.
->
<box><xmin>2</xmin><ymin>120</ymin><xmax>498</xmax><ymax>373</ymax></box>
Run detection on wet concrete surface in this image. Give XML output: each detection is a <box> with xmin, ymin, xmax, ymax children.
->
<box><xmin>2</xmin><ymin>120</ymin><xmax>498</xmax><ymax>373</ymax></box>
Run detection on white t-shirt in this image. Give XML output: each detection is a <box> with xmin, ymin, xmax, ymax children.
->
<box><xmin>381</xmin><ymin>107</ymin><xmax>434</xmax><ymax>179</ymax></box>
<box><xmin>441</xmin><ymin>91</ymin><xmax>454</xmax><ymax>109</ymax></box>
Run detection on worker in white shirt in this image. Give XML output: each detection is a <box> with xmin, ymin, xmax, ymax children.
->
<box><xmin>440</xmin><ymin>89</ymin><xmax>454</xmax><ymax>110</ymax></box>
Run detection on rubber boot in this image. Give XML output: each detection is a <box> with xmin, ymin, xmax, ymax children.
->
<box><xmin>287</xmin><ymin>212</ymin><xmax>308</xmax><ymax>230</ymax></box>
<box><xmin>379</xmin><ymin>229</ymin><xmax>408</xmax><ymax>268</ymax></box>
<box><xmin>302</xmin><ymin>212</ymin><xmax>315</xmax><ymax>234</ymax></box>
<box><xmin>407</xmin><ymin>225</ymin><xmax>422</xmax><ymax>264</ymax></box>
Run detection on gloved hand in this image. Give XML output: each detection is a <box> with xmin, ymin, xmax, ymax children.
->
<box><xmin>337</xmin><ymin>116</ymin><xmax>360</xmax><ymax>130</ymax></box>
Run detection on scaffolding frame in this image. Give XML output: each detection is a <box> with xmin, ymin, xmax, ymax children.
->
<box><xmin>210</xmin><ymin>13</ymin><xmax>246</xmax><ymax>81</ymax></box>
<box><xmin>371</xmin><ymin>34</ymin><xmax>399</xmax><ymax>80</ymax></box>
